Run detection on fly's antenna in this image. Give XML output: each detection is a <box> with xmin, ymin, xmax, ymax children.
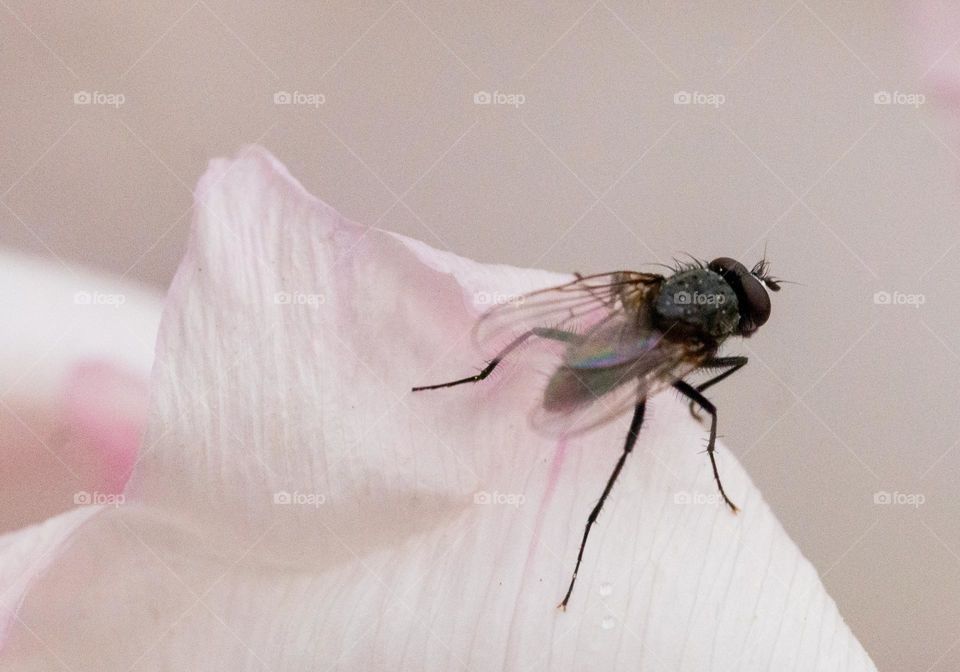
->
<box><xmin>750</xmin><ymin>242</ymin><xmax>786</xmax><ymax>291</ymax></box>
<box><xmin>749</xmin><ymin>257</ymin><xmax>786</xmax><ymax>292</ymax></box>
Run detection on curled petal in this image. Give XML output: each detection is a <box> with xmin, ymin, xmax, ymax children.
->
<box><xmin>0</xmin><ymin>148</ymin><xmax>874</xmax><ymax>670</ymax></box>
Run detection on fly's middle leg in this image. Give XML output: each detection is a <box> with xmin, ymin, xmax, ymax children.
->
<box><xmin>411</xmin><ymin>328</ymin><xmax>579</xmax><ymax>392</ymax></box>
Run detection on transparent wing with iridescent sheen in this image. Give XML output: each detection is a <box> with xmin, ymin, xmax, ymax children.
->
<box><xmin>470</xmin><ymin>270</ymin><xmax>710</xmax><ymax>436</ymax></box>
<box><xmin>528</xmin><ymin>315</ymin><xmax>706</xmax><ymax>437</ymax></box>
<box><xmin>472</xmin><ymin>271</ymin><xmax>663</xmax><ymax>354</ymax></box>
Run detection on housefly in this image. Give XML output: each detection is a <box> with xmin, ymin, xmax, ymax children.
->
<box><xmin>411</xmin><ymin>257</ymin><xmax>781</xmax><ymax>609</ymax></box>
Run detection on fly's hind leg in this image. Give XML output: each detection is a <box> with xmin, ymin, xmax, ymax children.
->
<box><xmin>411</xmin><ymin>327</ymin><xmax>579</xmax><ymax>392</ymax></box>
<box><xmin>673</xmin><ymin>380</ymin><xmax>739</xmax><ymax>513</ymax></box>
<box><xmin>558</xmin><ymin>399</ymin><xmax>646</xmax><ymax>610</ymax></box>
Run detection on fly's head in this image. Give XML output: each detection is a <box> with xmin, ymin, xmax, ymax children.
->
<box><xmin>706</xmin><ymin>257</ymin><xmax>781</xmax><ymax>337</ymax></box>
<box><xmin>653</xmin><ymin>256</ymin><xmax>780</xmax><ymax>340</ymax></box>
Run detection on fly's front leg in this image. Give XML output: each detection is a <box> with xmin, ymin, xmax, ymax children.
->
<box><xmin>688</xmin><ymin>356</ymin><xmax>748</xmax><ymax>421</ymax></box>
<box><xmin>411</xmin><ymin>327</ymin><xmax>579</xmax><ymax>392</ymax></box>
<box><xmin>673</xmin><ymin>380</ymin><xmax>738</xmax><ymax>513</ymax></box>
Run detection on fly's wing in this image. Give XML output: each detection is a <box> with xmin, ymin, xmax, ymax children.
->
<box><xmin>530</xmin><ymin>316</ymin><xmax>707</xmax><ymax>437</ymax></box>
<box><xmin>472</xmin><ymin>271</ymin><xmax>663</xmax><ymax>355</ymax></box>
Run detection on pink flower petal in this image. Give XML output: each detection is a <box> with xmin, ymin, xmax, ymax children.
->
<box><xmin>0</xmin><ymin>148</ymin><xmax>875</xmax><ymax>670</ymax></box>
<box><xmin>61</xmin><ymin>360</ymin><xmax>150</xmax><ymax>495</ymax></box>
<box><xmin>0</xmin><ymin>251</ymin><xmax>160</xmax><ymax>533</ymax></box>
<box><xmin>916</xmin><ymin>1</ymin><xmax>960</xmax><ymax>104</ymax></box>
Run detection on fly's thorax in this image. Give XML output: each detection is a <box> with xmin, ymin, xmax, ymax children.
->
<box><xmin>653</xmin><ymin>269</ymin><xmax>739</xmax><ymax>338</ymax></box>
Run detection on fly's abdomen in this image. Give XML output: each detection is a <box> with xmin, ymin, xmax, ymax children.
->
<box><xmin>542</xmin><ymin>364</ymin><xmax>631</xmax><ymax>413</ymax></box>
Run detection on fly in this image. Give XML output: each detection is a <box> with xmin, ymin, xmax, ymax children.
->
<box><xmin>411</xmin><ymin>257</ymin><xmax>782</xmax><ymax>609</ymax></box>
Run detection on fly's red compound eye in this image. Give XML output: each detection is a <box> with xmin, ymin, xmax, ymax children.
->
<box><xmin>736</xmin><ymin>272</ymin><xmax>771</xmax><ymax>333</ymax></box>
<box><xmin>708</xmin><ymin>257</ymin><xmax>771</xmax><ymax>335</ymax></box>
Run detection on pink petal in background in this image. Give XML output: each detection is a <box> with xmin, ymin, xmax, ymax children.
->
<box><xmin>0</xmin><ymin>250</ymin><xmax>161</xmax><ymax>533</ymax></box>
<box><xmin>61</xmin><ymin>360</ymin><xmax>150</xmax><ymax>496</ymax></box>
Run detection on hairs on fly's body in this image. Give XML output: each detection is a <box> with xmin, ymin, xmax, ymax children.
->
<box><xmin>648</xmin><ymin>254</ymin><xmax>709</xmax><ymax>275</ymax></box>
<box><xmin>655</xmin><ymin>251</ymin><xmax>788</xmax><ymax>291</ymax></box>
